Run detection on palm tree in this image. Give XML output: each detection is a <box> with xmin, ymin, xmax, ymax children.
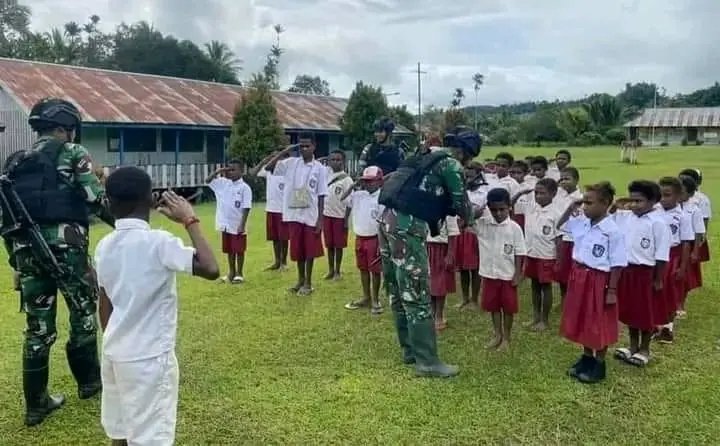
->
<box><xmin>452</xmin><ymin>87</ymin><xmax>465</xmax><ymax>108</ymax></box>
<box><xmin>0</xmin><ymin>0</ymin><xmax>31</xmax><ymax>54</ymax></box>
<box><xmin>204</xmin><ymin>40</ymin><xmax>242</xmax><ymax>83</ymax></box>
<box><xmin>472</xmin><ymin>72</ymin><xmax>484</xmax><ymax>130</ymax></box>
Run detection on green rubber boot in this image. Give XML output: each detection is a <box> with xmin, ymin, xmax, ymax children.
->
<box><xmin>392</xmin><ymin>310</ymin><xmax>415</xmax><ymax>364</ymax></box>
<box><xmin>23</xmin><ymin>356</ymin><xmax>65</xmax><ymax>427</ymax></box>
<box><xmin>409</xmin><ymin>318</ymin><xmax>459</xmax><ymax>378</ymax></box>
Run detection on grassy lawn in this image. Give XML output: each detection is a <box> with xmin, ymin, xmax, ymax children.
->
<box><xmin>1</xmin><ymin>146</ymin><xmax>720</xmax><ymax>445</ymax></box>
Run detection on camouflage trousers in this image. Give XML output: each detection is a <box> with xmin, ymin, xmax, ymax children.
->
<box><xmin>14</xmin><ymin>246</ymin><xmax>98</xmax><ymax>360</ymax></box>
<box><xmin>378</xmin><ymin>225</ymin><xmax>432</xmax><ymax>324</ymax></box>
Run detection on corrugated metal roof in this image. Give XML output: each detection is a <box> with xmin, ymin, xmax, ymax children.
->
<box><xmin>624</xmin><ymin>107</ymin><xmax>720</xmax><ymax>128</ymax></box>
<box><xmin>0</xmin><ymin>57</ymin><xmax>413</xmax><ymax>134</ymax></box>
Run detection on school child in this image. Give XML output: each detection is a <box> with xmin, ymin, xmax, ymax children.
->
<box><xmin>428</xmin><ymin>216</ymin><xmax>460</xmax><ymax>331</ymax></box>
<box><xmin>558</xmin><ymin>182</ymin><xmax>628</xmax><ymax>384</ymax></box>
<box><xmin>680</xmin><ymin>169</ymin><xmax>711</xmax><ymax>264</ymax></box>
<box><xmin>654</xmin><ymin>177</ymin><xmax>694</xmax><ymax>344</ymax></box>
<box><xmin>206</xmin><ymin>160</ymin><xmax>252</xmax><ymax>283</ymax></box>
<box><xmin>483</xmin><ymin>159</ymin><xmax>498</xmax><ymax>184</ymax></box>
<box><xmin>612</xmin><ymin>181</ymin><xmax>670</xmax><ymax>367</ymax></box>
<box><xmin>547</xmin><ymin>150</ymin><xmax>572</xmax><ymax>181</ymax></box>
<box><xmin>677</xmin><ymin>175</ymin><xmax>706</xmax><ymax>317</ymax></box>
<box><xmin>513</xmin><ymin>177</ymin><xmax>561</xmax><ymax>331</ymax></box>
<box><xmin>96</xmin><ymin>168</ymin><xmax>219</xmax><ymax>446</ymax></box>
<box><xmin>343</xmin><ymin>166</ymin><xmax>385</xmax><ymax>315</ymax></box>
<box><xmin>509</xmin><ymin>160</ymin><xmax>531</xmax><ymax>230</ymax></box>
<box><xmin>251</xmin><ymin>150</ymin><xmax>291</xmax><ymax>271</ymax></box>
<box><xmin>529</xmin><ymin>156</ymin><xmax>549</xmax><ymax>182</ymax></box>
<box><xmin>455</xmin><ymin>161</ymin><xmax>487</xmax><ymax>310</ymax></box>
<box><xmin>555</xmin><ymin>167</ymin><xmax>583</xmax><ymax>303</ymax></box>
<box><xmin>494</xmin><ymin>152</ymin><xmax>520</xmax><ymax>196</ymax></box>
<box><xmin>264</xmin><ymin>134</ymin><xmax>328</xmax><ymax>296</ymax></box>
<box><xmin>323</xmin><ymin>150</ymin><xmax>355</xmax><ymax>280</ymax></box>
<box><xmin>476</xmin><ymin>188</ymin><xmax>527</xmax><ymax>351</ymax></box>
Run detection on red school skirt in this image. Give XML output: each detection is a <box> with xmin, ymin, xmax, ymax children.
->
<box><xmin>560</xmin><ymin>263</ymin><xmax>619</xmax><ymax>351</ymax></box>
<box><xmin>685</xmin><ymin>242</ymin><xmax>703</xmax><ymax>293</ymax></box>
<box><xmin>524</xmin><ymin>257</ymin><xmax>556</xmax><ymax>284</ymax></box>
<box><xmin>454</xmin><ymin>230</ymin><xmax>479</xmax><ymax>271</ymax></box>
<box><xmin>654</xmin><ymin>245</ymin><xmax>682</xmax><ymax>325</ymax></box>
<box><xmin>555</xmin><ymin>240</ymin><xmax>574</xmax><ymax>285</ymax></box>
<box><xmin>617</xmin><ymin>264</ymin><xmax>655</xmax><ymax>331</ymax></box>
<box><xmin>511</xmin><ymin>213</ymin><xmax>525</xmax><ymax>231</ymax></box>
<box><xmin>427</xmin><ymin>242</ymin><xmax>456</xmax><ymax>297</ymax></box>
<box><xmin>698</xmin><ymin>240</ymin><xmax>710</xmax><ymax>263</ymax></box>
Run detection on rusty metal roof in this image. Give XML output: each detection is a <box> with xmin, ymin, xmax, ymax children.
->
<box><xmin>624</xmin><ymin>107</ymin><xmax>720</xmax><ymax>128</ymax></box>
<box><xmin>0</xmin><ymin>57</ymin><xmax>412</xmax><ymax>134</ymax></box>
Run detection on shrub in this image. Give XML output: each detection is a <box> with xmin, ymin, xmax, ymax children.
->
<box><xmin>576</xmin><ymin>131</ymin><xmax>604</xmax><ymax>146</ymax></box>
<box><xmin>603</xmin><ymin>128</ymin><xmax>626</xmax><ymax>145</ymax></box>
<box><xmin>491</xmin><ymin>126</ymin><xmax>519</xmax><ymax>146</ymax></box>
<box><xmin>696</xmin><ymin>140</ymin><xmax>705</xmax><ymax>146</ymax></box>
<box><xmin>660</xmin><ymin>141</ymin><xmax>669</xmax><ymax>147</ymax></box>
<box><xmin>681</xmin><ymin>138</ymin><xmax>688</xmax><ymax>146</ymax></box>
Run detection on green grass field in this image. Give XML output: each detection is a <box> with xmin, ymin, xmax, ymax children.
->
<box><xmin>1</xmin><ymin>146</ymin><xmax>720</xmax><ymax>445</ymax></box>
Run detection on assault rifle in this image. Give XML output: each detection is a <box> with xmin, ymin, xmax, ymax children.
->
<box><xmin>0</xmin><ymin>175</ymin><xmax>93</xmax><ymax>314</ymax></box>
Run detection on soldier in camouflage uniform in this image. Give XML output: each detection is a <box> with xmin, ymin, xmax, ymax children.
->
<box><xmin>2</xmin><ymin>98</ymin><xmax>114</xmax><ymax>426</ymax></box>
<box><xmin>378</xmin><ymin>127</ymin><xmax>480</xmax><ymax>377</ymax></box>
<box><xmin>357</xmin><ymin>117</ymin><xmax>404</xmax><ymax>176</ymax></box>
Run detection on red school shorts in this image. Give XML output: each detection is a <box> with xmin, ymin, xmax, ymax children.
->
<box><xmin>222</xmin><ymin>232</ymin><xmax>247</xmax><ymax>255</ymax></box>
<box><xmin>355</xmin><ymin>235</ymin><xmax>381</xmax><ymax>273</ymax></box>
<box><xmin>323</xmin><ymin>216</ymin><xmax>348</xmax><ymax>249</ymax></box>
<box><xmin>265</xmin><ymin>211</ymin><xmax>289</xmax><ymax>242</ymax></box>
<box><xmin>524</xmin><ymin>256</ymin><xmax>556</xmax><ymax>284</ymax></box>
<box><xmin>288</xmin><ymin>222</ymin><xmax>324</xmax><ymax>262</ymax></box>
<box><xmin>481</xmin><ymin>278</ymin><xmax>519</xmax><ymax>314</ymax></box>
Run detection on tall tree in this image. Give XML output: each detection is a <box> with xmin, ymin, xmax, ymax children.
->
<box><xmin>472</xmin><ymin>72</ymin><xmax>484</xmax><ymax>130</ymax></box>
<box><xmin>0</xmin><ymin>0</ymin><xmax>30</xmax><ymax>56</ymax></box>
<box><xmin>618</xmin><ymin>82</ymin><xmax>662</xmax><ymax>109</ymax></box>
<box><xmin>388</xmin><ymin>104</ymin><xmax>417</xmax><ymax>147</ymax></box>
<box><xmin>445</xmin><ymin>88</ymin><xmax>468</xmax><ymax>129</ymax></box>
<box><xmin>339</xmin><ymin>81</ymin><xmax>388</xmax><ymax>153</ymax></box>
<box><xmin>582</xmin><ymin>93</ymin><xmax>622</xmax><ymax>131</ymax></box>
<box><xmin>204</xmin><ymin>40</ymin><xmax>241</xmax><ymax>84</ymax></box>
<box><xmin>557</xmin><ymin>107</ymin><xmax>591</xmax><ymax>141</ymax></box>
<box><xmin>288</xmin><ymin>74</ymin><xmax>332</xmax><ymax>96</ymax></box>
<box><xmin>257</xmin><ymin>24</ymin><xmax>284</xmax><ymax>89</ymax></box>
<box><xmin>228</xmin><ymin>81</ymin><xmax>285</xmax><ymax>165</ymax></box>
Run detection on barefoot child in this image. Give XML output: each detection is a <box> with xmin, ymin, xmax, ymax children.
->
<box><xmin>343</xmin><ymin>166</ymin><xmax>384</xmax><ymax>315</ymax></box>
<box><xmin>678</xmin><ymin>175</ymin><xmax>706</xmax><ymax>317</ymax></box>
<box><xmin>654</xmin><ymin>177</ymin><xmax>694</xmax><ymax>344</ymax></box>
<box><xmin>428</xmin><ymin>216</ymin><xmax>459</xmax><ymax>331</ymax></box>
<box><xmin>251</xmin><ymin>150</ymin><xmax>290</xmax><ymax>271</ymax></box>
<box><xmin>477</xmin><ymin>188</ymin><xmax>526</xmax><ymax>351</ymax></box>
<box><xmin>509</xmin><ymin>160</ymin><xmax>531</xmax><ymax>231</ymax></box>
<box><xmin>514</xmin><ymin>178</ymin><xmax>561</xmax><ymax>331</ymax></box>
<box><xmin>323</xmin><ymin>150</ymin><xmax>355</xmax><ymax>280</ymax></box>
<box><xmin>612</xmin><ymin>181</ymin><xmax>670</xmax><ymax>367</ymax></box>
<box><xmin>558</xmin><ymin>182</ymin><xmax>627</xmax><ymax>384</ymax></box>
<box><xmin>96</xmin><ymin>168</ymin><xmax>219</xmax><ymax>445</ymax></box>
<box><xmin>555</xmin><ymin>167</ymin><xmax>583</xmax><ymax>304</ymax></box>
<box><xmin>206</xmin><ymin>160</ymin><xmax>252</xmax><ymax>283</ymax></box>
<box><xmin>265</xmin><ymin>135</ymin><xmax>328</xmax><ymax>296</ymax></box>
<box><xmin>456</xmin><ymin>161</ymin><xmax>487</xmax><ymax>310</ymax></box>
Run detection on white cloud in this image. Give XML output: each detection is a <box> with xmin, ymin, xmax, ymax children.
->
<box><xmin>26</xmin><ymin>0</ymin><xmax>720</xmax><ymax>110</ymax></box>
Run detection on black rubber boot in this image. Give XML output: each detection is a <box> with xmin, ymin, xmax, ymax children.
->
<box><xmin>23</xmin><ymin>356</ymin><xmax>65</xmax><ymax>427</ymax></box>
<box><xmin>568</xmin><ymin>355</ymin><xmax>594</xmax><ymax>379</ymax></box>
<box><xmin>409</xmin><ymin>318</ymin><xmax>459</xmax><ymax>378</ymax></box>
<box><xmin>392</xmin><ymin>309</ymin><xmax>415</xmax><ymax>365</ymax></box>
<box><xmin>67</xmin><ymin>343</ymin><xmax>102</xmax><ymax>399</ymax></box>
<box><xmin>578</xmin><ymin>358</ymin><xmax>606</xmax><ymax>384</ymax></box>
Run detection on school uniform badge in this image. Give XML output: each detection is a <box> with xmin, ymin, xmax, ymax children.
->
<box><xmin>309</xmin><ymin>179</ymin><xmax>317</xmax><ymax>189</ymax></box>
<box><xmin>503</xmin><ymin>243</ymin><xmax>513</xmax><ymax>255</ymax></box>
<box><xmin>279</xmin><ymin>183</ymin><xmax>285</xmax><ymax>191</ymax></box>
<box><xmin>592</xmin><ymin>244</ymin><xmax>605</xmax><ymax>257</ymax></box>
<box><xmin>234</xmin><ymin>200</ymin><xmax>241</xmax><ymax>208</ymax></box>
<box><xmin>640</xmin><ymin>237</ymin><xmax>651</xmax><ymax>249</ymax></box>
<box><xmin>542</xmin><ymin>225</ymin><xmax>551</xmax><ymax>235</ymax></box>
<box><xmin>335</xmin><ymin>186</ymin><xmax>343</xmax><ymax>195</ymax></box>
<box><xmin>670</xmin><ymin>223</ymin><xmax>678</xmax><ymax>234</ymax></box>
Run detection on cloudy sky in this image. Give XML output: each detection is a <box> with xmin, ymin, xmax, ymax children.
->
<box><xmin>28</xmin><ymin>0</ymin><xmax>720</xmax><ymax>109</ymax></box>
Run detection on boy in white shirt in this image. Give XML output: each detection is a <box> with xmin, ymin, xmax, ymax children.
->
<box><xmin>343</xmin><ymin>166</ymin><xmax>385</xmax><ymax>314</ymax></box>
<box><xmin>251</xmin><ymin>150</ymin><xmax>291</xmax><ymax>271</ymax></box>
<box><xmin>206</xmin><ymin>160</ymin><xmax>252</xmax><ymax>283</ymax></box>
<box><xmin>96</xmin><ymin>167</ymin><xmax>219</xmax><ymax>446</ymax></box>
<box><xmin>264</xmin><ymin>134</ymin><xmax>328</xmax><ymax>296</ymax></box>
<box><xmin>323</xmin><ymin>150</ymin><xmax>355</xmax><ymax>280</ymax></box>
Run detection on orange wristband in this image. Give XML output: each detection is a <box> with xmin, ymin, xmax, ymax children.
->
<box><xmin>183</xmin><ymin>216</ymin><xmax>200</xmax><ymax>229</ymax></box>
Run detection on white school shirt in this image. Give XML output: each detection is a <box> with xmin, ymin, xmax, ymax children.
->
<box><xmin>555</xmin><ymin>189</ymin><xmax>583</xmax><ymax>241</ymax></box>
<box><xmin>427</xmin><ymin>216</ymin><xmax>460</xmax><ymax>244</ymax></box>
<box><xmin>349</xmin><ymin>189</ymin><xmax>384</xmax><ymax>237</ymax></box>
<box><xmin>563</xmin><ymin>214</ymin><xmax>628</xmax><ymax>272</ymax></box>
<box><xmin>95</xmin><ymin>219</ymin><xmax>195</xmax><ymax>362</ymax></box>
<box><xmin>513</xmin><ymin>182</ymin><xmax>534</xmax><ymax>215</ymax></box>
<box><xmin>475</xmin><ymin>216</ymin><xmax>527</xmax><ymax>280</ymax></box>
<box><xmin>681</xmin><ymin>201</ymin><xmax>706</xmax><ymax>235</ymax></box>
<box><xmin>612</xmin><ymin>209</ymin><xmax>671</xmax><ymax>266</ymax></box>
<box><xmin>691</xmin><ymin>191</ymin><xmax>712</xmax><ymax>220</ymax></box>
<box><xmin>278</xmin><ymin>157</ymin><xmax>329</xmax><ymax>227</ymax></box>
<box><xmin>324</xmin><ymin>171</ymin><xmax>355</xmax><ymax>219</ymax></box>
<box><xmin>496</xmin><ymin>175</ymin><xmax>520</xmax><ymax>197</ymax></box>
<box><xmin>658</xmin><ymin>205</ymin><xmax>695</xmax><ymax>247</ymax></box>
<box><xmin>257</xmin><ymin>164</ymin><xmax>286</xmax><ymax>213</ymax></box>
<box><xmin>518</xmin><ymin>199</ymin><xmax>562</xmax><ymax>259</ymax></box>
<box><xmin>547</xmin><ymin>165</ymin><xmax>561</xmax><ymax>181</ymax></box>
<box><xmin>208</xmin><ymin>177</ymin><xmax>252</xmax><ymax>234</ymax></box>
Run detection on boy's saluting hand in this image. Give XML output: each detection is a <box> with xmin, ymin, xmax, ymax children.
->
<box><xmin>157</xmin><ymin>191</ymin><xmax>197</xmax><ymax>224</ymax></box>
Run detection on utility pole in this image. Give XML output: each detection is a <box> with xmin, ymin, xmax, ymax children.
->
<box><xmin>415</xmin><ymin>62</ymin><xmax>426</xmax><ymax>138</ymax></box>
